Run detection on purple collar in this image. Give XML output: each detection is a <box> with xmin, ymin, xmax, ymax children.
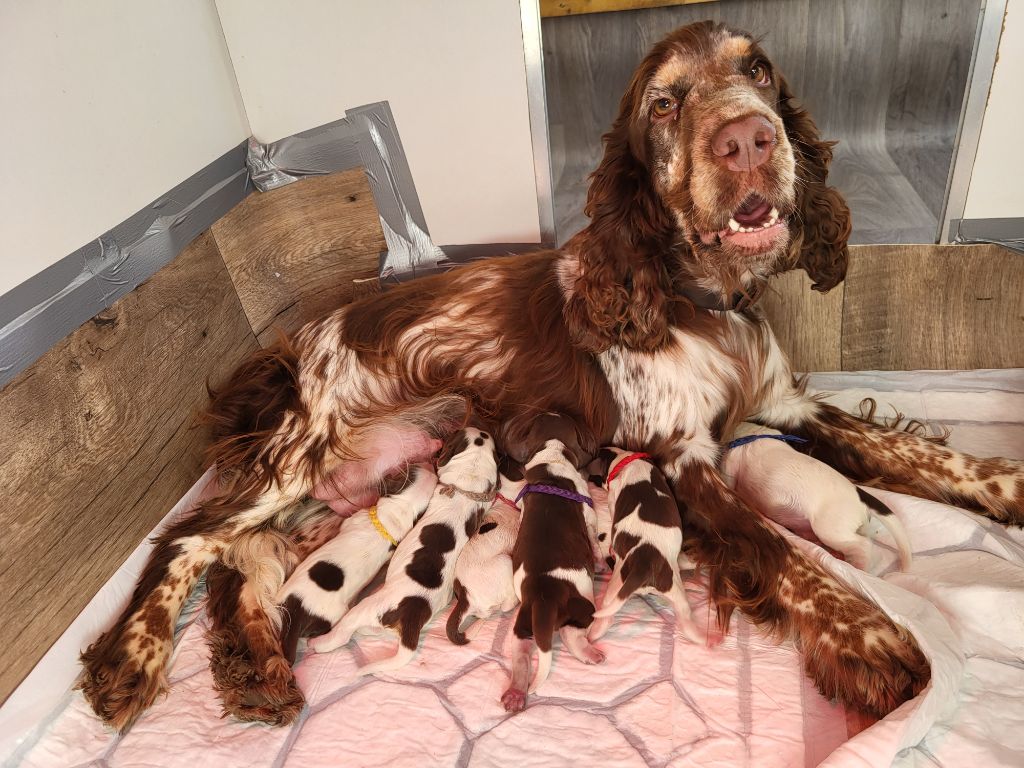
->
<box><xmin>515</xmin><ymin>483</ymin><xmax>594</xmax><ymax>508</ymax></box>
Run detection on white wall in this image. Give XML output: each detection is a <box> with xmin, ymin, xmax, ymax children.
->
<box><xmin>215</xmin><ymin>0</ymin><xmax>541</xmax><ymax>246</ymax></box>
<box><xmin>0</xmin><ymin>0</ymin><xmax>250</xmax><ymax>297</ymax></box>
<box><xmin>964</xmin><ymin>0</ymin><xmax>1023</xmax><ymax>219</ymax></box>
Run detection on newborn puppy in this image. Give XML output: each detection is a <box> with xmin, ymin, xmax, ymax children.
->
<box><xmin>276</xmin><ymin>463</ymin><xmax>438</xmax><ymax>663</ymax></box>
<box><xmin>721</xmin><ymin>422</ymin><xmax>913</xmax><ymax>572</ymax></box>
<box><xmin>586</xmin><ymin>448</ymin><xmax>703</xmax><ymax>644</ymax></box>
<box><xmin>308</xmin><ymin>427</ymin><xmax>499</xmax><ymax>673</ymax></box>
<box><xmin>500</xmin><ymin>413</ymin><xmax>602</xmax><ymax>713</ymax></box>
<box><xmin>446</xmin><ymin>473</ymin><xmax>526</xmax><ymax>645</ymax></box>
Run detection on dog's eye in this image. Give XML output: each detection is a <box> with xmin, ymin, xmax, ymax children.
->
<box><xmin>652</xmin><ymin>97</ymin><xmax>678</xmax><ymax>119</ymax></box>
<box><xmin>749</xmin><ymin>61</ymin><xmax>771</xmax><ymax>86</ymax></box>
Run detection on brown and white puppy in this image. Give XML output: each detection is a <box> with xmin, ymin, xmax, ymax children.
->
<box><xmin>307</xmin><ymin>428</ymin><xmax>498</xmax><ymax>674</ymax></box>
<box><xmin>446</xmin><ymin>473</ymin><xmax>525</xmax><ymax>645</ymax></box>
<box><xmin>586</xmin><ymin>448</ymin><xmax>703</xmax><ymax>643</ymax></box>
<box><xmin>276</xmin><ymin>463</ymin><xmax>438</xmax><ymax>663</ymax></box>
<box><xmin>500</xmin><ymin>413</ymin><xmax>602</xmax><ymax>712</ymax></box>
<box><xmin>721</xmin><ymin>422</ymin><xmax>913</xmax><ymax>573</ymax></box>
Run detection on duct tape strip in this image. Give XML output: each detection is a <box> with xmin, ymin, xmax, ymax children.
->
<box><xmin>247</xmin><ymin>101</ymin><xmax>445</xmax><ymax>283</ymax></box>
<box><xmin>0</xmin><ymin>143</ymin><xmax>251</xmax><ymax>389</ymax></box>
<box><xmin>949</xmin><ymin>217</ymin><xmax>1024</xmax><ymax>255</ymax></box>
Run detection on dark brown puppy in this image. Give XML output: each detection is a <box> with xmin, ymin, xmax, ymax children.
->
<box><xmin>500</xmin><ymin>413</ymin><xmax>602</xmax><ymax>712</ymax></box>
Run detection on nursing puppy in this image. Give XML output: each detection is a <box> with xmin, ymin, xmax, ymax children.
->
<box><xmin>500</xmin><ymin>413</ymin><xmax>602</xmax><ymax>713</ymax></box>
<box><xmin>446</xmin><ymin>474</ymin><xmax>526</xmax><ymax>645</ymax></box>
<box><xmin>276</xmin><ymin>463</ymin><xmax>438</xmax><ymax>663</ymax></box>
<box><xmin>307</xmin><ymin>427</ymin><xmax>499</xmax><ymax>673</ymax></box>
<box><xmin>586</xmin><ymin>448</ymin><xmax>703</xmax><ymax>643</ymax></box>
<box><xmin>721</xmin><ymin>422</ymin><xmax>913</xmax><ymax>573</ymax></box>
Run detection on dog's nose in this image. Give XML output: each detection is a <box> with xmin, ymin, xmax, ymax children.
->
<box><xmin>711</xmin><ymin>115</ymin><xmax>776</xmax><ymax>172</ymax></box>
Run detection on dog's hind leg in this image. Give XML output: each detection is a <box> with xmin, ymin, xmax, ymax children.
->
<box><xmin>78</xmin><ymin>503</ymin><xmax>230</xmax><ymax>731</ymax></box>
<box><xmin>501</xmin><ymin>637</ymin><xmax>533</xmax><ymax>712</ymax></box>
<box><xmin>561</xmin><ymin>625</ymin><xmax>605</xmax><ymax>665</ymax></box>
<box><xmin>666</xmin><ymin>574</ymin><xmax>703</xmax><ymax>645</ymax></box>
<box><xmin>357</xmin><ymin>596</ymin><xmax>433</xmax><ymax>676</ymax></box>
<box><xmin>307</xmin><ymin>592</ymin><xmax>383</xmax><ymax>653</ymax></box>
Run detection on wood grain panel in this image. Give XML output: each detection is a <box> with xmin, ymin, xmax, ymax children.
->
<box><xmin>541</xmin><ymin>0</ymin><xmax>714</xmax><ymax>17</ymax></box>
<box><xmin>0</xmin><ymin>232</ymin><xmax>259</xmax><ymax>703</ymax></box>
<box><xmin>761</xmin><ymin>269</ymin><xmax>844</xmax><ymax>372</ymax></box>
<box><xmin>841</xmin><ymin>244</ymin><xmax>1024</xmax><ymax>370</ymax></box>
<box><xmin>212</xmin><ymin>170</ymin><xmax>385</xmax><ymax>342</ymax></box>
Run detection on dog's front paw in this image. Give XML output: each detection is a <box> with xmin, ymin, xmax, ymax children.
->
<box><xmin>501</xmin><ymin>687</ymin><xmax>527</xmax><ymax>712</ymax></box>
<box><xmin>78</xmin><ymin>630</ymin><xmax>170</xmax><ymax>732</ymax></box>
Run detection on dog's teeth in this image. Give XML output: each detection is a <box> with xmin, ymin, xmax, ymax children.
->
<box><xmin>728</xmin><ymin>218</ymin><xmax>740</xmax><ymax>232</ymax></box>
<box><xmin>769</xmin><ymin>207</ymin><xmax>779</xmax><ymax>220</ymax></box>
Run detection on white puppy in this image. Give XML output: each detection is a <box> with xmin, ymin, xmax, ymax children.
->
<box><xmin>721</xmin><ymin>422</ymin><xmax>912</xmax><ymax>573</ymax></box>
<box><xmin>308</xmin><ymin>428</ymin><xmax>499</xmax><ymax>674</ymax></box>
<box><xmin>446</xmin><ymin>474</ymin><xmax>526</xmax><ymax>645</ymax></box>
<box><xmin>276</xmin><ymin>463</ymin><xmax>437</xmax><ymax>662</ymax></box>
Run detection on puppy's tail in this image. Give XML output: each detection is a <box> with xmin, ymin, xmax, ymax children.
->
<box><xmin>858</xmin><ymin>488</ymin><xmax>913</xmax><ymax>571</ymax></box>
<box><xmin>446</xmin><ymin>579</ymin><xmax>474</xmax><ymax>645</ymax></box>
<box><xmin>528</xmin><ymin>601</ymin><xmax>558</xmax><ymax>693</ymax></box>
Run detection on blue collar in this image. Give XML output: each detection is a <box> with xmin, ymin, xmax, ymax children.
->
<box><xmin>726</xmin><ymin>433</ymin><xmax>808</xmax><ymax>450</ymax></box>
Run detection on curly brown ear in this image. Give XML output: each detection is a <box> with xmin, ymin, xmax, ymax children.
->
<box><xmin>777</xmin><ymin>75</ymin><xmax>851</xmax><ymax>292</ymax></box>
<box><xmin>562</xmin><ymin>56</ymin><xmax>675</xmax><ymax>354</ymax></box>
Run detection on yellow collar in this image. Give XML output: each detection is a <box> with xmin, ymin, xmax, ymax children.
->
<box><xmin>367</xmin><ymin>505</ymin><xmax>398</xmax><ymax>547</ymax></box>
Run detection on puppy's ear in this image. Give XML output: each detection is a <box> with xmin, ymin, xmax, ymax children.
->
<box><xmin>586</xmin><ymin>448</ymin><xmax>617</xmax><ymax>486</ymax></box>
<box><xmin>437</xmin><ymin>429</ymin><xmax>468</xmax><ymax>467</ymax></box>
<box><xmin>570</xmin><ymin>422</ymin><xmax>599</xmax><ymax>469</ymax></box>
<box><xmin>499</xmin><ymin>413</ymin><xmax>538</xmax><ymax>465</ymax></box>
<box><xmin>777</xmin><ymin>74</ymin><xmax>850</xmax><ymax>292</ymax></box>
<box><xmin>498</xmin><ymin>453</ymin><xmax>526</xmax><ymax>482</ymax></box>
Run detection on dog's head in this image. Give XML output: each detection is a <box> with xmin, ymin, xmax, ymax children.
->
<box><xmin>501</xmin><ymin>412</ymin><xmax>597</xmax><ymax>469</ymax></box>
<box><xmin>566</xmin><ymin>21</ymin><xmax>849</xmax><ymax>350</ymax></box>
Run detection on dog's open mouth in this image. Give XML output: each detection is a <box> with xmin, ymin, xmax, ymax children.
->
<box><xmin>699</xmin><ymin>194</ymin><xmax>788</xmax><ymax>251</ymax></box>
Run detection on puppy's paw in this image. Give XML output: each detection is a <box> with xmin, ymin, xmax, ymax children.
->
<box><xmin>580</xmin><ymin>643</ymin><xmax>606</xmax><ymax>665</ymax></box>
<box><xmin>501</xmin><ymin>687</ymin><xmax>527</xmax><ymax>712</ymax></box>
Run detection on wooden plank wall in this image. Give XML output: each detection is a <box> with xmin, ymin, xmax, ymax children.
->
<box><xmin>0</xmin><ymin>169</ymin><xmax>383</xmax><ymax>704</ymax></box>
<box><xmin>761</xmin><ymin>243</ymin><xmax>1024</xmax><ymax>372</ymax></box>
<box><xmin>212</xmin><ymin>170</ymin><xmax>385</xmax><ymax>344</ymax></box>
<box><xmin>540</xmin><ymin>0</ymin><xmax>715</xmax><ymax>17</ymax></box>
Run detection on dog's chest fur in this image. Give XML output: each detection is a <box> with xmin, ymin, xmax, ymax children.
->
<box><xmin>598</xmin><ymin>314</ymin><xmax>765</xmax><ymax>455</ymax></box>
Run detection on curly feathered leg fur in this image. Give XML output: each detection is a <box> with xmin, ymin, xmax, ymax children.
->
<box><xmin>205</xmin><ymin>533</ymin><xmax>304</xmax><ymax>726</ymax></box>
<box><xmin>674</xmin><ymin>461</ymin><xmax>929</xmax><ymax>717</ymax></box>
<box><xmin>775</xmin><ymin>398</ymin><xmax>1024</xmax><ymax>526</ymax></box>
<box><xmin>77</xmin><ymin>518</ymin><xmax>225</xmax><ymax>731</ymax></box>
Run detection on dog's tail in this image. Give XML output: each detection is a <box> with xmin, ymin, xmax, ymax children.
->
<box><xmin>857</xmin><ymin>488</ymin><xmax>913</xmax><ymax>571</ymax></box>
<box><xmin>446</xmin><ymin>579</ymin><xmax>474</xmax><ymax>645</ymax></box>
<box><xmin>529</xmin><ymin>601</ymin><xmax>558</xmax><ymax>693</ymax></box>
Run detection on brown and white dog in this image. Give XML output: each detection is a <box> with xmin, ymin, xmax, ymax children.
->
<box><xmin>446</xmin><ymin>473</ymin><xmax>525</xmax><ymax>645</ymax></box>
<box><xmin>721</xmin><ymin>423</ymin><xmax>913</xmax><ymax>573</ymax></box>
<box><xmin>276</xmin><ymin>463</ymin><xmax>438</xmax><ymax>663</ymax></box>
<box><xmin>80</xmin><ymin>22</ymin><xmax>1024</xmax><ymax>730</ymax></box>
<box><xmin>586</xmin><ymin>448</ymin><xmax>703</xmax><ymax>643</ymax></box>
<box><xmin>306</xmin><ymin>428</ymin><xmax>498</xmax><ymax>674</ymax></box>
<box><xmin>501</xmin><ymin>414</ymin><xmax>603</xmax><ymax>712</ymax></box>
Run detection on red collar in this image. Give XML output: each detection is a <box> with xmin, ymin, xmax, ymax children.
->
<box><xmin>495</xmin><ymin>492</ymin><xmax>521</xmax><ymax>511</ymax></box>
<box><xmin>606</xmin><ymin>452</ymin><xmax>651</xmax><ymax>485</ymax></box>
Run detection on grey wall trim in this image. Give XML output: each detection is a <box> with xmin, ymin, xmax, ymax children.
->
<box><xmin>0</xmin><ymin>143</ymin><xmax>251</xmax><ymax>389</ymax></box>
<box><xmin>248</xmin><ymin>101</ymin><xmax>445</xmax><ymax>282</ymax></box>
<box><xmin>949</xmin><ymin>217</ymin><xmax>1024</xmax><ymax>253</ymax></box>
<box><xmin>520</xmin><ymin>0</ymin><xmax>557</xmax><ymax>246</ymax></box>
<box><xmin>940</xmin><ymin>0</ymin><xmax>1009</xmax><ymax>243</ymax></box>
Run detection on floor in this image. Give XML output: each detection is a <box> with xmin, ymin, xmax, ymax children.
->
<box><xmin>542</xmin><ymin>0</ymin><xmax>980</xmax><ymax>246</ymax></box>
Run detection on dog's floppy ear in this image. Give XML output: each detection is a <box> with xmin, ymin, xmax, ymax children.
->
<box><xmin>777</xmin><ymin>74</ymin><xmax>850</xmax><ymax>293</ymax></box>
<box><xmin>563</xmin><ymin>53</ymin><xmax>674</xmax><ymax>355</ymax></box>
<box><xmin>437</xmin><ymin>429</ymin><xmax>469</xmax><ymax>467</ymax></box>
<box><xmin>498</xmin><ymin>453</ymin><xmax>526</xmax><ymax>482</ymax></box>
<box><xmin>586</xmin><ymin>448</ymin><xmax>618</xmax><ymax>487</ymax></box>
<box><xmin>499</xmin><ymin>413</ymin><xmax>540</xmax><ymax>465</ymax></box>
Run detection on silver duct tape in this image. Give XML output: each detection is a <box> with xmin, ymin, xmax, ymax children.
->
<box><xmin>949</xmin><ymin>217</ymin><xmax>1024</xmax><ymax>254</ymax></box>
<box><xmin>0</xmin><ymin>143</ymin><xmax>251</xmax><ymax>389</ymax></box>
<box><xmin>247</xmin><ymin>102</ymin><xmax>444</xmax><ymax>282</ymax></box>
